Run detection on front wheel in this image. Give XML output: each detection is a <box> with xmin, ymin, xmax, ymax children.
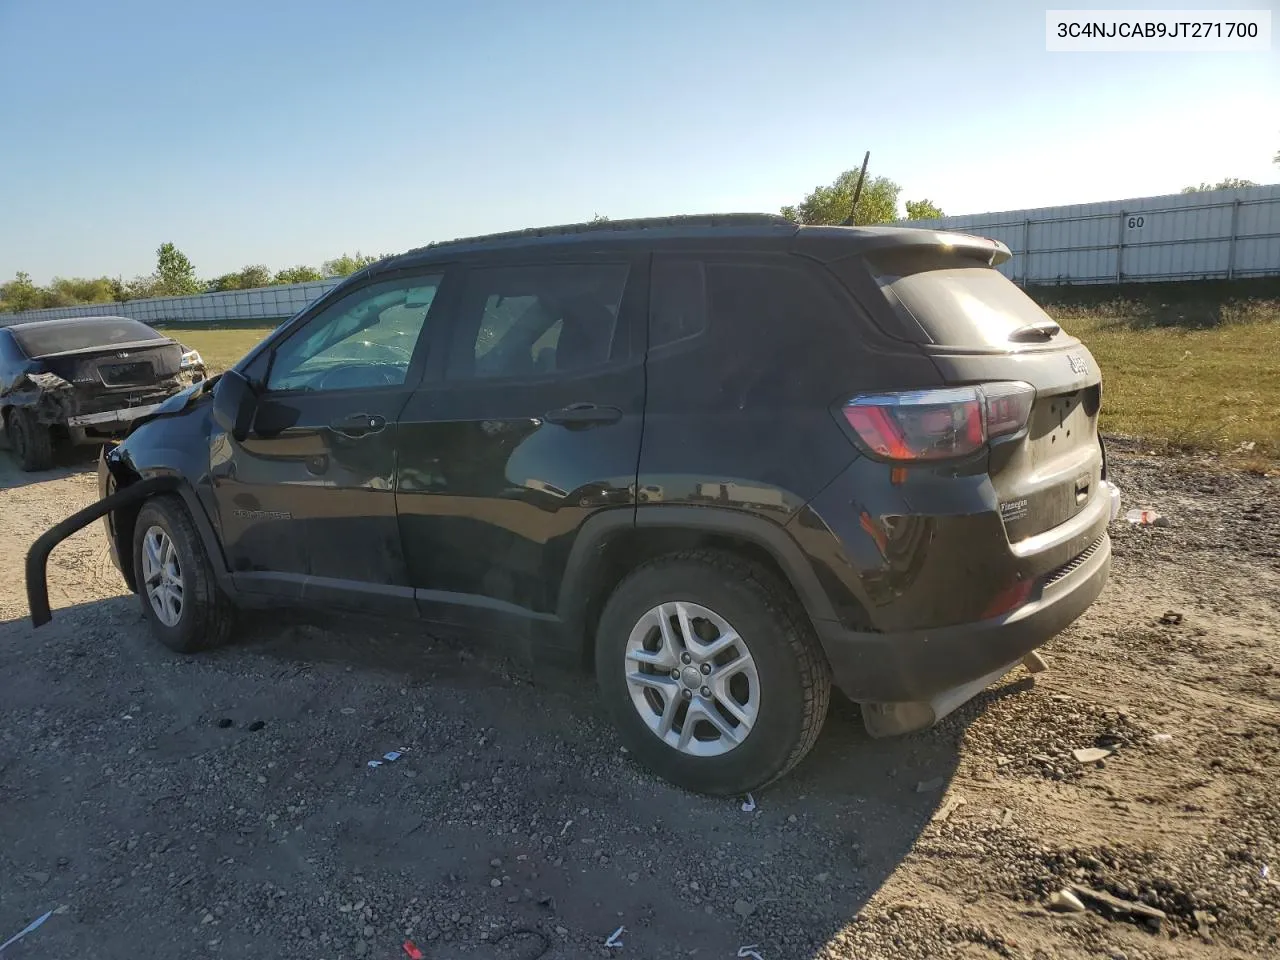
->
<box><xmin>132</xmin><ymin>495</ymin><xmax>235</xmax><ymax>653</ymax></box>
<box><xmin>595</xmin><ymin>551</ymin><xmax>832</xmax><ymax>796</ymax></box>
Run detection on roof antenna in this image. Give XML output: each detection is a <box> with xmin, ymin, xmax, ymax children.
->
<box><xmin>842</xmin><ymin>151</ymin><xmax>871</xmax><ymax>227</ymax></box>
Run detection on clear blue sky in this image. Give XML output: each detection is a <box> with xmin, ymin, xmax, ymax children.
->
<box><xmin>1</xmin><ymin>0</ymin><xmax>1275</xmax><ymax>283</ymax></box>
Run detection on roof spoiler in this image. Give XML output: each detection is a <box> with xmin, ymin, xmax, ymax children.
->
<box><xmin>957</xmin><ymin>234</ymin><xmax>1013</xmax><ymax>267</ymax></box>
<box><xmin>795</xmin><ymin>227</ymin><xmax>1012</xmax><ymax>267</ymax></box>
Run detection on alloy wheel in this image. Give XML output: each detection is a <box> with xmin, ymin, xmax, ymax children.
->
<box><xmin>623</xmin><ymin>601</ymin><xmax>760</xmax><ymax>757</ymax></box>
<box><xmin>141</xmin><ymin>525</ymin><xmax>184</xmax><ymax>627</ymax></box>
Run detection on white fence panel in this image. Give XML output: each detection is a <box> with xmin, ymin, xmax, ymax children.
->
<box><xmin>1</xmin><ymin>277</ymin><xmax>344</xmax><ymax>327</ymax></box>
<box><xmin>900</xmin><ymin>184</ymin><xmax>1280</xmax><ymax>285</ymax></box>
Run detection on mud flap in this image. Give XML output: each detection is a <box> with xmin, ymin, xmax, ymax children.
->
<box><xmin>25</xmin><ymin>476</ymin><xmax>179</xmax><ymax>627</ymax></box>
<box><xmin>860</xmin><ymin>657</ymin><xmax>1025</xmax><ymax>738</ymax></box>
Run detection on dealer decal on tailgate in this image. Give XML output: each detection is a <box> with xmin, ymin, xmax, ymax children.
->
<box><xmin>1000</xmin><ymin>498</ymin><xmax>1030</xmax><ymax>523</ymax></box>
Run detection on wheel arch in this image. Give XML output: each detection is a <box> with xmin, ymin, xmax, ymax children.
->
<box><xmin>558</xmin><ymin>506</ymin><xmax>840</xmax><ymax>669</ymax></box>
<box><xmin>108</xmin><ymin>464</ymin><xmax>234</xmax><ymax>598</ymax></box>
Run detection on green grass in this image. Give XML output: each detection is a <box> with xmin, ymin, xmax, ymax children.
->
<box><xmin>1047</xmin><ymin>300</ymin><xmax>1280</xmax><ymax>469</ymax></box>
<box><xmin>157</xmin><ymin>293</ymin><xmax>1280</xmax><ymax>470</ymax></box>
<box><xmin>158</xmin><ymin>321</ymin><xmax>279</xmax><ymax>374</ymax></box>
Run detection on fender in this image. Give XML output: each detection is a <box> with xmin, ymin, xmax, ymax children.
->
<box><xmin>556</xmin><ymin>504</ymin><xmax>840</xmax><ymax>645</ymax></box>
<box><xmin>26</xmin><ymin>475</ymin><xmax>179</xmax><ymax>627</ymax></box>
<box><xmin>104</xmin><ymin>460</ymin><xmax>236</xmax><ymax>599</ymax></box>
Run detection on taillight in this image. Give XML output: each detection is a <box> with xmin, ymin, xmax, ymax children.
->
<box><xmin>841</xmin><ymin>382</ymin><xmax>1035</xmax><ymax>462</ymax></box>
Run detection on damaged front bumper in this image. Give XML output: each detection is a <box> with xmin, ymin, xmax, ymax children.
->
<box><xmin>25</xmin><ymin>475</ymin><xmax>180</xmax><ymax>627</ymax></box>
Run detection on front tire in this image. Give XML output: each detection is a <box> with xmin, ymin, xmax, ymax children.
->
<box><xmin>132</xmin><ymin>495</ymin><xmax>235</xmax><ymax>653</ymax></box>
<box><xmin>9</xmin><ymin>409</ymin><xmax>54</xmax><ymax>471</ymax></box>
<box><xmin>595</xmin><ymin>551</ymin><xmax>831</xmax><ymax>796</ymax></box>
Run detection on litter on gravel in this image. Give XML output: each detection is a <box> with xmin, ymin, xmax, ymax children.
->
<box><xmin>402</xmin><ymin>940</ymin><xmax>424</xmax><ymax>959</ymax></box>
<box><xmin>368</xmin><ymin>748</ymin><xmax>407</xmax><ymax>768</ymax></box>
<box><xmin>1046</xmin><ymin>889</ymin><xmax>1086</xmax><ymax>913</ymax></box>
<box><xmin>1068</xmin><ymin>883</ymin><xmax>1167</xmax><ymax>925</ymax></box>
<box><xmin>931</xmin><ymin>795</ymin><xmax>966</xmax><ymax>823</ymax></box>
<box><xmin>604</xmin><ymin>925</ymin><xmax>625</xmax><ymax>947</ymax></box>
<box><xmin>741</xmin><ymin>793</ymin><xmax>756</xmax><ymax>813</ymax></box>
<box><xmin>1071</xmin><ymin>747</ymin><xmax>1113</xmax><ymax>764</ymax></box>
<box><xmin>737</xmin><ymin>946</ymin><xmax>765</xmax><ymax>959</ymax></box>
<box><xmin>1125</xmin><ymin>508</ymin><xmax>1166</xmax><ymax>526</ymax></box>
<box><xmin>0</xmin><ymin>908</ymin><xmax>54</xmax><ymax>954</ymax></box>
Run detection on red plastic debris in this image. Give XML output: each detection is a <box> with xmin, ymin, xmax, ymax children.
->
<box><xmin>403</xmin><ymin>941</ymin><xmax>424</xmax><ymax>960</ymax></box>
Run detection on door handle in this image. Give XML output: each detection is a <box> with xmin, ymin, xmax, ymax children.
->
<box><xmin>329</xmin><ymin>413</ymin><xmax>386</xmax><ymax>438</ymax></box>
<box><xmin>543</xmin><ymin>403</ymin><xmax>623</xmax><ymax>427</ymax></box>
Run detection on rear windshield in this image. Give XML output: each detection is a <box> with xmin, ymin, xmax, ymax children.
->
<box><xmin>867</xmin><ymin>251</ymin><xmax>1062</xmax><ymax>348</ymax></box>
<box><xmin>10</xmin><ymin>318</ymin><xmax>166</xmax><ymax>357</ymax></box>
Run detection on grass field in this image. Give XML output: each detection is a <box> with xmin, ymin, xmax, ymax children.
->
<box><xmin>1059</xmin><ymin>312</ymin><xmax>1279</xmax><ymax>466</ymax></box>
<box><xmin>163</xmin><ymin>296</ymin><xmax>1280</xmax><ymax>470</ymax></box>
<box><xmin>159</xmin><ymin>321</ymin><xmax>278</xmax><ymax>373</ymax></box>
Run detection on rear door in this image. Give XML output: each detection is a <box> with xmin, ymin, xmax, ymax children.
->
<box><xmin>834</xmin><ymin>248</ymin><xmax>1104</xmax><ymax>543</ymax></box>
<box><xmin>395</xmin><ymin>253</ymin><xmax>646</xmax><ymax>637</ymax></box>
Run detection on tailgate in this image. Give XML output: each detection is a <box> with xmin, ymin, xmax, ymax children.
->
<box><xmin>852</xmin><ymin>245</ymin><xmax>1106</xmax><ymax>543</ymax></box>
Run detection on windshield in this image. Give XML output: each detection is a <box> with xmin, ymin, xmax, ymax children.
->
<box><xmin>10</xmin><ymin>317</ymin><xmax>166</xmax><ymax>357</ymax></box>
<box><xmin>867</xmin><ymin>251</ymin><xmax>1071</xmax><ymax>349</ymax></box>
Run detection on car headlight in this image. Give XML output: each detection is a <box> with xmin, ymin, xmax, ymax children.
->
<box><xmin>179</xmin><ymin>349</ymin><xmax>203</xmax><ymax>369</ymax></box>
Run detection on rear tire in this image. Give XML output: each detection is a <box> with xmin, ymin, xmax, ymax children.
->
<box><xmin>132</xmin><ymin>495</ymin><xmax>235</xmax><ymax>653</ymax></box>
<box><xmin>9</xmin><ymin>409</ymin><xmax>54</xmax><ymax>471</ymax></box>
<box><xmin>595</xmin><ymin>550</ymin><xmax>831</xmax><ymax>796</ymax></box>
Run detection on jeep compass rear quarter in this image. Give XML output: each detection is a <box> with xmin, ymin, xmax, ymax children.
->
<box><xmin>27</xmin><ymin>214</ymin><xmax>1118</xmax><ymax>796</ymax></box>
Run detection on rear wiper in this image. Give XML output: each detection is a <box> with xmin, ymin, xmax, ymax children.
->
<box><xmin>1009</xmin><ymin>320</ymin><xmax>1061</xmax><ymax>342</ymax></box>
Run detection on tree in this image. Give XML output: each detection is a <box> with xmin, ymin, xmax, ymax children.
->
<box><xmin>590</xmin><ymin>213</ymin><xmax>609</xmax><ymax>223</ymax></box>
<box><xmin>780</xmin><ymin>169</ymin><xmax>902</xmax><ymax>225</ymax></box>
<box><xmin>904</xmin><ymin>199</ymin><xmax>945</xmax><ymax>220</ymax></box>
<box><xmin>274</xmin><ymin>265</ymin><xmax>323</xmax><ymax>285</ymax></box>
<box><xmin>0</xmin><ymin>271</ymin><xmax>42</xmax><ymax>313</ymax></box>
<box><xmin>207</xmin><ymin>264</ymin><xmax>273</xmax><ymax>292</ymax></box>
<box><xmin>154</xmin><ymin>242</ymin><xmax>201</xmax><ymax>296</ymax></box>
<box><xmin>322</xmin><ymin>252</ymin><xmax>381</xmax><ymax>278</ymax></box>
<box><xmin>1180</xmin><ymin>178</ymin><xmax>1257</xmax><ymax>193</ymax></box>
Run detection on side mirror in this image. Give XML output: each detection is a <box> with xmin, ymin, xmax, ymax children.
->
<box><xmin>211</xmin><ymin>369</ymin><xmax>258</xmax><ymax>442</ymax></box>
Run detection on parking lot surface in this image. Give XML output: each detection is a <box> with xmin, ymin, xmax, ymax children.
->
<box><xmin>1</xmin><ymin>443</ymin><xmax>1277</xmax><ymax>960</ymax></box>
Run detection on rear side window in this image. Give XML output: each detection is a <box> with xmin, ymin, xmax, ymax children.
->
<box><xmin>447</xmin><ymin>263</ymin><xmax>629</xmax><ymax>380</ymax></box>
<box><xmin>11</xmin><ymin>318</ymin><xmax>165</xmax><ymax>357</ymax></box>
<box><xmin>866</xmin><ymin>250</ymin><xmax>1061</xmax><ymax>348</ymax></box>
<box><xmin>649</xmin><ymin>259</ymin><xmax>707</xmax><ymax>348</ymax></box>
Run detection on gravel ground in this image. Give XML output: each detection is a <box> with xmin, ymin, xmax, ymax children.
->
<box><xmin>0</xmin><ymin>440</ymin><xmax>1276</xmax><ymax>960</ymax></box>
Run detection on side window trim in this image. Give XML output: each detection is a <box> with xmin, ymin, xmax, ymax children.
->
<box><xmin>260</xmin><ymin>266</ymin><xmax>451</xmax><ymax>397</ymax></box>
<box><xmin>441</xmin><ymin>257</ymin><xmax>640</xmax><ymax>385</ymax></box>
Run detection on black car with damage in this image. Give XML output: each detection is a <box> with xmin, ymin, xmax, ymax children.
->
<box><xmin>25</xmin><ymin>215</ymin><xmax>1123</xmax><ymax>796</ymax></box>
<box><xmin>0</xmin><ymin>316</ymin><xmax>206</xmax><ymax>470</ymax></box>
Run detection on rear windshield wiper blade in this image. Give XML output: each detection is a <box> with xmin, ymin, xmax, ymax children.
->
<box><xmin>1009</xmin><ymin>320</ymin><xmax>1061</xmax><ymax>342</ymax></box>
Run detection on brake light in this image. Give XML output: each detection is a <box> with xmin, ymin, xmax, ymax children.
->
<box><xmin>841</xmin><ymin>382</ymin><xmax>1034</xmax><ymax>462</ymax></box>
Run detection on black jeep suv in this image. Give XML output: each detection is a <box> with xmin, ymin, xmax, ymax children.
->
<box><xmin>26</xmin><ymin>214</ymin><xmax>1120</xmax><ymax>796</ymax></box>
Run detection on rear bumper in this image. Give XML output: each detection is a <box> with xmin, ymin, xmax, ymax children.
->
<box><xmin>66</xmin><ymin>402</ymin><xmax>164</xmax><ymax>429</ymax></box>
<box><xmin>816</xmin><ymin>529</ymin><xmax>1111</xmax><ymax>703</ymax></box>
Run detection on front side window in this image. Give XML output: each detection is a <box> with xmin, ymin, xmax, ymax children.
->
<box><xmin>446</xmin><ymin>263</ymin><xmax>629</xmax><ymax>380</ymax></box>
<box><xmin>266</xmin><ymin>274</ymin><xmax>442</xmax><ymax>392</ymax></box>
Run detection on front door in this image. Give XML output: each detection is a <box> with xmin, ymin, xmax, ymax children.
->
<box><xmin>210</xmin><ymin>268</ymin><xmax>447</xmax><ymax>616</ymax></box>
<box><xmin>395</xmin><ymin>254</ymin><xmax>647</xmax><ymax>641</ymax></box>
